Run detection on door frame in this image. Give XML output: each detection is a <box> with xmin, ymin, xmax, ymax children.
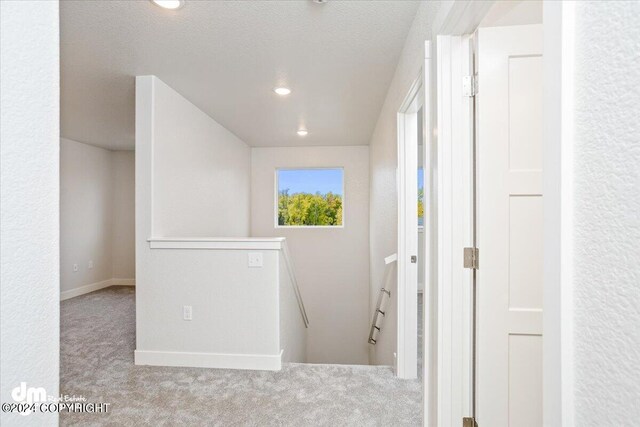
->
<box><xmin>427</xmin><ymin>1</ymin><xmax>574</xmax><ymax>425</ymax></box>
<box><xmin>433</xmin><ymin>33</ymin><xmax>475</xmax><ymax>425</ymax></box>
<box><xmin>396</xmin><ymin>69</ymin><xmax>424</xmax><ymax>380</ymax></box>
<box><xmin>542</xmin><ymin>2</ymin><xmax>576</xmax><ymax>425</ymax></box>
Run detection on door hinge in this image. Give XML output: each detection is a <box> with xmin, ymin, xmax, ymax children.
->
<box><xmin>463</xmin><ymin>75</ymin><xmax>478</xmax><ymax>97</ymax></box>
<box><xmin>463</xmin><ymin>247</ymin><xmax>479</xmax><ymax>269</ymax></box>
<box><xmin>462</xmin><ymin>417</ymin><xmax>478</xmax><ymax>427</ymax></box>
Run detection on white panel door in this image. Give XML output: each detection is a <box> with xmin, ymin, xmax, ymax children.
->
<box><xmin>477</xmin><ymin>24</ymin><xmax>543</xmax><ymax>426</ymax></box>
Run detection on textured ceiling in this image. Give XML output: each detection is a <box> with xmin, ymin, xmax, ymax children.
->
<box><xmin>61</xmin><ymin>0</ymin><xmax>420</xmax><ymax>150</ymax></box>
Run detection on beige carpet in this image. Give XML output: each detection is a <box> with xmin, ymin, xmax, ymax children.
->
<box><xmin>60</xmin><ymin>287</ymin><xmax>422</xmax><ymax>426</ymax></box>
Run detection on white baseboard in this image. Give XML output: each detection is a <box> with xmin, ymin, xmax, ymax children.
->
<box><xmin>60</xmin><ymin>279</ymin><xmax>114</xmax><ymax>301</ymax></box>
<box><xmin>112</xmin><ymin>278</ymin><xmax>136</xmax><ymax>286</ymax></box>
<box><xmin>60</xmin><ymin>278</ymin><xmax>135</xmax><ymax>301</ymax></box>
<box><xmin>134</xmin><ymin>349</ymin><xmax>283</xmax><ymax>371</ymax></box>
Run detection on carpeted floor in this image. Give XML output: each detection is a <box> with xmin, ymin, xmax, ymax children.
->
<box><xmin>60</xmin><ymin>287</ymin><xmax>422</xmax><ymax>426</ymax></box>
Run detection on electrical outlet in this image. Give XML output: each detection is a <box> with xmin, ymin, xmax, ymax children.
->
<box><xmin>183</xmin><ymin>305</ymin><xmax>193</xmax><ymax>321</ymax></box>
<box><xmin>88</xmin><ymin>260</ymin><xmax>93</xmax><ymax>269</ymax></box>
<box><xmin>248</xmin><ymin>252</ymin><xmax>263</xmax><ymax>268</ymax></box>
<box><xmin>73</xmin><ymin>264</ymin><xmax>79</xmax><ymax>272</ymax></box>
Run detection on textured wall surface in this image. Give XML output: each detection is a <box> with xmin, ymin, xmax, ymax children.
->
<box><xmin>136</xmin><ymin>76</ymin><xmax>258</xmax><ymax>363</ymax></box>
<box><xmin>251</xmin><ymin>146</ymin><xmax>370</xmax><ymax>364</ymax></box>
<box><xmin>60</xmin><ymin>138</ymin><xmax>114</xmax><ymax>292</ymax></box>
<box><xmin>112</xmin><ymin>150</ymin><xmax>136</xmax><ymax>279</ymax></box>
<box><xmin>368</xmin><ymin>0</ymin><xmax>442</xmax><ymax>366</ymax></box>
<box><xmin>573</xmin><ymin>2</ymin><xmax>640</xmax><ymax>424</ymax></box>
<box><xmin>0</xmin><ymin>1</ymin><xmax>60</xmax><ymax>425</ymax></box>
<box><xmin>151</xmin><ymin>77</ymin><xmax>251</xmax><ymax>238</ymax></box>
<box><xmin>60</xmin><ymin>139</ymin><xmax>136</xmax><ymax>295</ymax></box>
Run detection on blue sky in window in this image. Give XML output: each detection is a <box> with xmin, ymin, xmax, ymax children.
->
<box><xmin>278</xmin><ymin>168</ymin><xmax>343</xmax><ymax>196</ymax></box>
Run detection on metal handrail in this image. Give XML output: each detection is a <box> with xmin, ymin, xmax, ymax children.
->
<box><xmin>282</xmin><ymin>241</ymin><xmax>310</xmax><ymax>328</ymax></box>
<box><xmin>368</xmin><ymin>253</ymin><xmax>397</xmax><ymax>345</ymax></box>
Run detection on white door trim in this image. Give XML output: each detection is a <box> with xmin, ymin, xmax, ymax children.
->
<box><xmin>433</xmin><ymin>34</ymin><xmax>475</xmax><ymax>426</ymax></box>
<box><xmin>396</xmin><ymin>71</ymin><xmax>423</xmax><ymax>380</ymax></box>
<box><xmin>543</xmin><ymin>1</ymin><xmax>575</xmax><ymax>425</ymax></box>
<box><xmin>425</xmin><ymin>4</ymin><xmax>494</xmax><ymax>425</ymax></box>
<box><xmin>427</xmin><ymin>2</ymin><xmax>572</xmax><ymax>426</ymax></box>
<box><xmin>421</xmin><ymin>40</ymin><xmax>437</xmax><ymax>426</ymax></box>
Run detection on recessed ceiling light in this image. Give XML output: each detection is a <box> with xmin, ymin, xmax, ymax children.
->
<box><xmin>274</xmin><ymin>87</ymin><xmax>292</xmax><ymax>96</ymax></box>
<box><xmin>151</xmin><ymin>0</ymin><xmax>185</xmax><ymax>10</ymax></box>
<box><xmin>297</xmin><ymin>129</ymin><xmax>309</xmax><ymax>136</ymax></box>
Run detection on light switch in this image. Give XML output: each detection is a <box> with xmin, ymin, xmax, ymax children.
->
<box><xmin>248</xmin><ymin>252</ymin><xmax>263</xmax><ymax>268</ymax></box>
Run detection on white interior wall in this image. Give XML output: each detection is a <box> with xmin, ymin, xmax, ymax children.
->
<box><xmin>113</xmin><ymin>150</ymin><xmax>136</xmax><ymax>279</ymax></box>
<box><xmin>135</xmin><ymin>244</ymin><xmax>285</xmax><ymax>369</ymax></box>
<box><xmin>571</xmin><ymin>2</ymin><xmax>640</xmax><ymax>424</ymax></box>
<box><xmin>60</xmin><ymin>138</ymin><xmax>114</xmax><ymax>293</ymax></box>
<box><xmin>368</xmin><ymin>0</ymin><xmax>443</xmax><ymax>366</ymax></box>
<box><xmin>481</xmin><ymin>0</ymin><xmax>542</xmax><ymax>27</ymax></box>
<box><xmin>151</xmin><ymin>77</ymin><xmax>251</xmax><ymax>238</ymax></box>
<box><xmin>251</xmin><ymin>146</ymin><xmax>370</xmax><ymax>365</ymax></box>
<box><xmin>0</xmin><ymin>1</ymin><xmax>60</xmax><ymax>425</ymax></box>
<box><xmin>60</xmin><ymin>138</ymin><xmax>135</xmax><ymax>298</ymax></box>
<box><xmin>136</xmin><ymin>75</ymin><xmax>253</xmax><ymax>358</ymax></box>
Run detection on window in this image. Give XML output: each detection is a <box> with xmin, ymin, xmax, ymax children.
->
<box><xmin>276</xmin><ymin>168</ymin><xmax>344</xmax><ymax>227</ymax></box>
<box><xmin>418</xmin><ymin>167</ymin><xmax>424</xmax><ymax>226</ymax></box>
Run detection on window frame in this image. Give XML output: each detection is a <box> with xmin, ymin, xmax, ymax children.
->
<box><xmin>418</xmin><ymin>166</ymin><xmax>425</xmax><ymax>229</ymax></box>
<box><xmin>274</xmin><ymin>167</ymin><xmax>345</xmax><ymax>229</ymax></box>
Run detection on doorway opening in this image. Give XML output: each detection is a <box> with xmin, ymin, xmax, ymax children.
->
<box><xmin>396</xmin><ymin>67</ymin><xmax>428</xmax><ymax>381</ymax></box>
<box><xmin>431</xmin><ymin>1</ymin><xmax>545</xmax><ymax>425</ymax></box>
